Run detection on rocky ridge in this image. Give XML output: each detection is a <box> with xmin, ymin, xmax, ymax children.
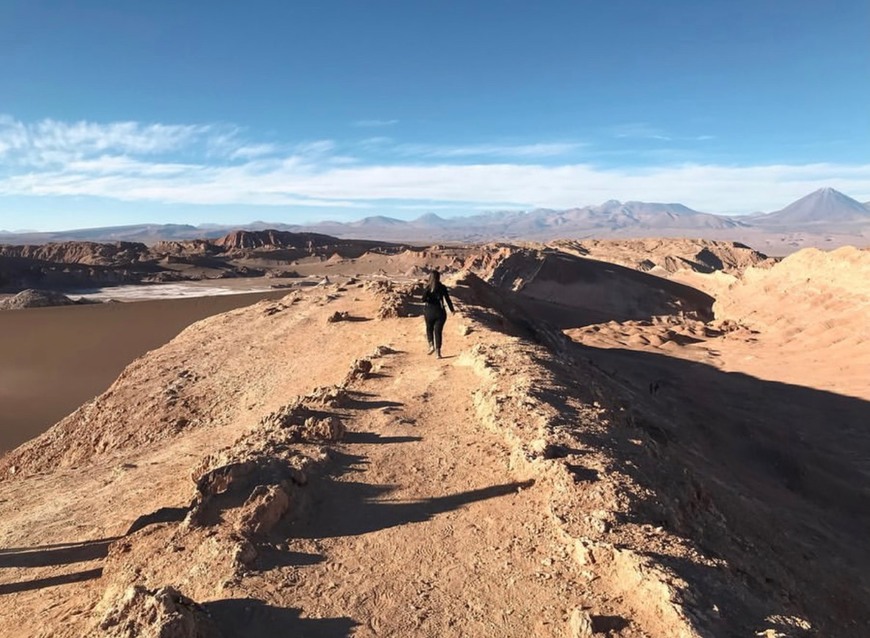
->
<box><xmin>0</xmin><ymin>231</ymin><xmax>409</xmax><ymax>293</ymax></box>
<box><xmin>551</xmin><ymin>238</ymin><xmax>775</xmax><ymax>275</ymax></box>
<box><xmin>0</xmin><ymin>233</ymin><xmax>772</xmax><ymax>302</ymax></box>
<box><xmin>2</xmin><ymin>263</ymin><xmax>864</xmax><ymax>636</ymax></box>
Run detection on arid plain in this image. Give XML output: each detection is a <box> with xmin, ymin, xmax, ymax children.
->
<box><xmin>0</xmin><ymin>232</ymin><xmax>868</xmax><ymax>637</ymax></box>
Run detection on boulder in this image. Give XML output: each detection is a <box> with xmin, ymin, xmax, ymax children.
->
<box><xmin>0</xmin><ymin>289</ymin><xmax>79</xmax><ymax>310</ymax></box>
<box><xmin>98</xmin><ymin>585</ymin><xmax>220</xmax><ymax>638</ymax></box>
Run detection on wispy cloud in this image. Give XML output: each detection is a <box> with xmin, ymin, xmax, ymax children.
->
<box><xmin>1</xmin><ymin>116</ymin><xmax>868</xmax><ymax>217</ymax></box>
<box><xmin>353</xmin><ymin>119</ymin><xmax>398</xmax><ymax>128</ymax></box>
<box><xmin>229</xmin><ymin>143</ymin><xmax>279</xmax><ymax>160</ymax></box>
<box><xmin>612</xmin><ymin>123</ymin><xmax>672</xmax><ymax>141</ymax></box>
<box><xmin>610</xmin><ymin>124</ymin><xmax>716</xmax><ymax>145</ymax></box>
<box><xmin>64</xmin><ymin>155</ymin><xmax>196</xmax><ymax>176</ymax></box>
<box><xmin>397</xmin><ymin>142</ymin><xmax>584</xmax><ymax>159</ymax></box>
<box><xmin>0</xmin><ymin>116</ymin><xmax>211</xmax><ymax>165</ymax></box>
<box><xmin>294</xmin><ymin>140</ymin><xmax>336</xmax><ymax>156</ymax></box>
<box><xmin>358</xmin><ymin>136</ymin><xmax>393</xmax><ymax>148</ymax></box>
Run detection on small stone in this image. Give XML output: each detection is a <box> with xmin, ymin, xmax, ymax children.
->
<box><xmin>573</xmin><ymin>541</ymin><xmax>594</xmax><ymax>566</ymax></box>
<box><xmin>303</xmin><ymin>416</ymin><xmax>345</xmax><ymax>442</ymax></box>
<box><xmin>233</xmin><ymin>539</ymin><xmax>258</xmax><ymax>567</ymax></box>
<box><xmin>596</xmin><ymin>519</ymin><xmax>610</xmax><ymax>533</ymax></box>
<box><xmin>569</xmin><ymin>607</ymin><xmax>594</xmax><ymax>637</ymax></box>
<box><xmin>236</xmin><ymin>484</ymin><xmax>292</xmax><ymax>537</ymax></box>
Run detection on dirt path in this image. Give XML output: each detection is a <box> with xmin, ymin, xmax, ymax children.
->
<box><xmin>235</xmin><ymin>321</ymin><xmax>589</xmax><ymax>637</ymax></box>
<box><xmin>0</xmin><ymin>282</ymin><xmax>749</xmax><ymax>637</ymax></box>
<box><xmin>0</xmin><ymin>288</ymin><xmax>604</xmax><ymax>638</ymax></box>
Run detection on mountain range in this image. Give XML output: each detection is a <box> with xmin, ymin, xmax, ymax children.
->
<box><xmin>2</xmin><ymin>188</ymin><xmax>868</xmax><ymax>248</ymax></box>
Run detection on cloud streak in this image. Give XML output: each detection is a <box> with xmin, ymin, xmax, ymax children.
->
<box><xmin>612</xmin><ymin>123</ymin><xmax>672</xmax><ymax>141</ymax></box>
<box><xmin>0</xmin><ymin>116</ymin><xmax>212</xmax><ymax>165</ymax></box>
<box><xmin>1</xmin><ymin>115</ymin><xmax>869</xmax><ymax>217</ymax></box>
<box><xmin>353</xmin><ymin>119</ymin><xmax>398</xmax><ymax>127</ymax></box>
<box><xmin>395</xmin><ymin>142</ymin><xmax>584</xmax><ymax>159</ymax></box>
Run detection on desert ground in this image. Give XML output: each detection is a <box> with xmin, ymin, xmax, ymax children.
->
<box><xmin>0</xmin><ymin>236</ymin><xmax>867</xmax><ymax>637</ymax></box>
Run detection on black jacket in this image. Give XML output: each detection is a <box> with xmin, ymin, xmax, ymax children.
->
<box><xmin>422</xmin><ymin>283</ymin><xmax>454</xmax><ymax>313</ymax></box>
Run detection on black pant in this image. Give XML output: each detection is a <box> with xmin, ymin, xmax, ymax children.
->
<box><xmin>424</xmin><ymin>304</ymin><xmax>447</xmax><ymax>351</ymax></box>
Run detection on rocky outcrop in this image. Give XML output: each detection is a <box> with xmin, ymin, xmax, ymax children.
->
<box><xmin>213</xmin><ymin>230</ymin><xmax>338</xmax><ymax>251</ymax></box>
<box><xmin>0</xmin><ymin>243</ymin><xmax>163</xmax><ymax>292</ymax></box>
<box><xmin>97</xmin><ymin>585</ymin><xmax>220</xmax><ymax>638</ymax></box>
<box><xmin>0</xmin><ymin>241</ymin><xmax>151</xmax><ymax>267</ymax></box>
<box><xmin>370</xmin><ymin>280</ymin><xmax>425</xmax><ymax>319</ymax></box>
<box><xmin>0</xmin><ymin>289</ymin><xmax>86</xmax><ymax>310</ymax></box>
<box><xmin>151</xmin><ymin>240</ymin><xmax>220</xmax><ymax>257</ymax></box>
<box><xmin>82</xmin><ymin>343</ymin><xmax>400</xmax><ymax>638</ymax></box>
<box><xmin>256</xmin><ymin>400</ymin><xmax>346</xmax><ymax>442</ymax></box>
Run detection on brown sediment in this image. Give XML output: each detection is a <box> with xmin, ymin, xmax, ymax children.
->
<box><xmin>0</xmin><ymin>290</ymin><xmax>287</xmax><ymax>453</ymax></box>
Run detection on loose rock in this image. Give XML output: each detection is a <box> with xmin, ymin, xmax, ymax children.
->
<box><xmin>568</xmin><ymin>607</ymin><xmax>594</xmax><ymax>637</ymax></box>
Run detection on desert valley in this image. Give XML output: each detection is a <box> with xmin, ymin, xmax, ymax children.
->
<box><xmin>0</xmin><ymin>221</ymin><xmax>867</xmax><ymax>637</ymax></box>
<box><xmin>4</xmin><ymin>2</ymin><xmax>869</xmax><ymax>635</ymax></box>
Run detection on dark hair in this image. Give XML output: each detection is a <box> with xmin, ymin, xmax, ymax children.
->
<box><xmin>426</xmin><ymin>269</ymin><xmax>440</xmax><ymax>292</ymax></box>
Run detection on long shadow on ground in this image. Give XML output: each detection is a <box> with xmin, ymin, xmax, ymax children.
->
<box><xmin>571</xmin><ymin>342</ymin><xmax>870</xmax><ymax>635</ymax></box>
<box><xmin>291</xmin><ymin>452</ymin><xmax>534</xmax><ymax>538</ymax></box>
<box><xmin>452</xmin><ymin>273</ymin><xmax>870</xmax><ymax>637</ymax></box>
<box><xmin>0</xmin><ymin>538</ymin><xmax>117</xmax><ymax>567</ymax></box>
<box><xmin>340</xmin><ymin>397</ymin><xmax>404</xmax><ymax>411</ymax></box>
<box><xmin>205</xmin><ymin>598</ymin><xmax>357</xmax><ymax>638</ymax></box>
<box><xmin>342</xmin><ymin>432</ymin><xmax>422</xmax><ymax>445</ymax></box>
<box><xmin>0</xmin><ymin>568</ymin><xmax>103</xmax><ymax>595</ymax></box>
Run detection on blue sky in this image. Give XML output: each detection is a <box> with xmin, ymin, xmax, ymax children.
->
<box><xmin>1</xmin><ymin>0</ymin><xmax>868</xmax><ymax>231</ymax></box>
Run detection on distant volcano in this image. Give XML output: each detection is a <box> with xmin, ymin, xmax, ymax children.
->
<box><xmin>754</xmin><ymin>188</ymin><xmax>870</xmax><ymax>225</ymax></box>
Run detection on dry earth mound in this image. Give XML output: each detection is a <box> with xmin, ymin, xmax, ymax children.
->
<box><xmin>552</xmin><ymin>238</ymin><xmax>774</xmax><ymax>276</ymax></box>
<box><xmin>708</xmin><ymin>245</ymin><xmax>870</xmax><ymax>398</ymax></box>
<box><xmin>554</xmin><ymin>243</ymin><xmax>869</xmax><ymax>393</ymax></box>
<box><xmin>713</xmin><ymin>245</ymin><xmax>870</xmax><ymax>332</ymax></box>
<box><xmin>0</xmin><ymin>289</ymin><xmax>84</xmax><ymax>310</ymax></box>
<box><xmin>484</xmin><ymin>247</ymin><xmax>715</xmax><ymax>325</ymax></box>
<box><xmin>555</xmin><ymin>246</ymin><xmax>870</xmax><ymax>636</ymax></box>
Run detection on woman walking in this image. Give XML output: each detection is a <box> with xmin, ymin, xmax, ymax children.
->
<box><xmin>422</xmin><ymin>270</ymin><xmax>454</xmax><ymax>358</ymax></box>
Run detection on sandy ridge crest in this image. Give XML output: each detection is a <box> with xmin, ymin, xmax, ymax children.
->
<box><xmin>1</xmin><ymin>243</ymin><xmax>867</xmax><ymax>637</ymax></box>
